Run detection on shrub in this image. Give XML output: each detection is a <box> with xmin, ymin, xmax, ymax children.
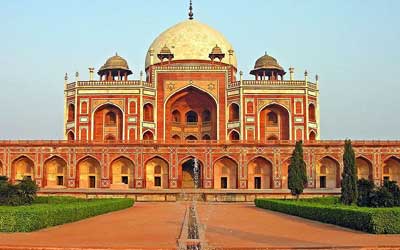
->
<box><xmin>0</xmin><ymin>197</ymin><xmax>134</xmax><ymax>232</ymax></box>
<box><xmin>357</xmin><ymin>179</ymin><xmax>375</xmax><ymax>207</ymax></box>
<box><xmin>370</xmin><ymin>186</ymin><xmax>395</xmax><ymax>207</ymax></box>
<box><xmin>0</xmin><ymin>177</ymin><xmax>38</xmax><ymax>206</ymax></box>
<box><xmin>255</xmin><ymin>198</ymin><xmax>400</xmax><ymax>234</ymax></box>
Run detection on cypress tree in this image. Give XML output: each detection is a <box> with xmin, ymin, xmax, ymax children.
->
<box><xmin>341</xmin><ymin>139</ymin><xmax>358</xmax><ymax>205</ymax></box>
<box><xmin>288</xmin><ymin>141</ymin><xmax>308</xmax><ymax>200</ymax></box>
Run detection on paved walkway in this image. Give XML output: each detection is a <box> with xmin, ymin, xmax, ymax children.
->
<box><xmin>0</xmin><ymin>202</ymin><xmax>400</xmax><ymax>249</ymax></box>
<box><xmin>0</xmin><ymin>202</ymin><xmax>185</xmax><ymax>249</ymax></box>
<box><xmin>197</xmin><ymin>203</ymin><xmax>400</xmax><ymax>248</ymax></box>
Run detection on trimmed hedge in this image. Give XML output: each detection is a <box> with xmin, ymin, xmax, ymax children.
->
<box><xmin>255</xmin><ymin>198</ymin><xmax>400</xmax><ymax>234</ymax></box>
<box><xmin>0</xmin><ymin>197</ymin><xmax>134</xmax><ymax>232</ymax></box>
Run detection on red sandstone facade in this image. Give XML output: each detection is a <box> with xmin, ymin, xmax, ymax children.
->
<box><xmin>1</xmin><ymin>14</ymin><xmax>399</xmax><ymax>192</ymax></box>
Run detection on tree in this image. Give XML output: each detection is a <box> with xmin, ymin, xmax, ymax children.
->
<box><xmin>341</xmin><ymin>139</ymin><xmax>358</xmax><ymax>205</ymax></box>
<box><xmin>288</xmin><ymin>141</ymin><xmax>308</xmax><ymax>199</ymax></box>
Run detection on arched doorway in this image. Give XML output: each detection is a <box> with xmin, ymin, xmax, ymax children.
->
<box><xmin>309</xmin><ymin>103</ymin><xmax>316</xmax><ymax>122</ymax></box>
<box><xmin>145</xmin><ymin>157</ymin><xmax>169</xmax><ymax>189</ymax></box>
<box><xmin>93</xmin><ymin>104</ymin><xmax>123</xmax><ymax>141</ymax></box>
<box><xmin>259</xmin><ymin>104</ymin><xmax>290</xmax><ymax>141</ymax></box>
<box><xmin>383</xmin><ymin>157</ymin><xmax>400</xmax><ymax>183</ymax></box>
<box><xmin>11</xmin><ymin>156</ymin><xmax>35</xmax><ymax>183</ymax></box>
<box><xmin>77</xmin><ymin>157</ymin><xmax>101</xmax><ymax>188</ymax></box>
<box><xmin>143</xmin><ymin>131</ymin><xmax>154</xmax><ymax>140</ymax></box>
<box><xmin>143</xmin><ymin>103</ymin><xmax>154</xmax><ymax>122</ymax></box>
<box><xmin>110</xmin><ymin>157</ymin><xmax>134</xmax><ymax>188</ymax></box>
<box><xmin>317</xmin><ymin>156</ymin><xmax>340</xmax><ymax>188</ymax></box>
<box><xmin>67</xmin><ymin>131</ymin><xmax>75</xmax><ymax>141</ymax></box>
<box><xmin>67</xmin><ymin>104</ymin><xmax>75</xmax><ymax>122</ymax></box>
<box><xmin>43</xmin><ymin>156</ymin><xmax>67</xmax><ymax>188</ymax></box>
<box><xmin>229</xmin><ymin>130</ymin><xmax>240</xmax><ymax>141</ymax></box>
<box><xmin>247</xmin><ymin>157</ymin><xmax>273</xmax><ymax>189</ymax></box>
<box><xmin>214</xmin><ymin>157</ymin><xmax>238</xmax><ymax>189</ymax></box>
<box><xmin>185</xmin><ymin>135</ymin><xmax>197</xmax><ymax>141</ymax></box>
<box><xmin>228</xmin><ymin>103</ymin><xmax>240</xmax><ymax>122</ymax></box>
<box><xmin>165</xmin><ymin>86</ymin><xmax>217</xmax><ymax>141</ymax></box>
<box><xmin>309</xmin><ymin>131</ymin><xmax>316</xmax><ymax>141</ymax></box>
<box><xmin>356</xmin><ymin>157</ymin><xmax>373</xmax><ymax>181</ymax></box>
<box><xmin>180</xmin><ymin>158</ymin><xmax>202</xmax><ymax>188</ymax></box>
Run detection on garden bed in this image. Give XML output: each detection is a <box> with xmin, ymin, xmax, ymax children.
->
<box><xmin>255</xmin><ymin>197</ymin><xmax>400</xmax><ymax>234</ymax></box>
<box><xmin>0</xmin><ymin>196</ymin><xmax>134</xmax><ymax>232</ymax></box>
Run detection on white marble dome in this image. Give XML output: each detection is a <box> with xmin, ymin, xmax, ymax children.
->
<box><xmin>145</xmin><ymin>19</ymin><xmax>237</xmax><ymax>68</ymax></box>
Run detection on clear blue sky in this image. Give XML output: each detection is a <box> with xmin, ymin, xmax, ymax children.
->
<box><xmin>0</xmin><ymin>0</ymin><xmax>399</xmax><ymax>140</ymax></box>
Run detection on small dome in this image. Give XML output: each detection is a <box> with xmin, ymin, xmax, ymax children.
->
<box><xmin>159</xmin><ymin>45</ymin><xmax>172</xmax><ymax>55</ymax></box>
<box><xmin>210</xmin><ymin>44</ymin><xmax>223</xmax><ymax>55</ymax></box>
<box><xmin>253</xmin><ymin>53</ymin><xmax>284</xmax><ymax>71</ymax></box>
<box><xmin>99</xmin><ymin>53</ymin><xmax>131</xmax><ymax>72</ymax></box>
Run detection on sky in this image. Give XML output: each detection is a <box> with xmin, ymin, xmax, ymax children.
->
<box><xmin>0</xmin><ymin>0</ymin><xmax>399</xmax><ymax>140</ymax></box>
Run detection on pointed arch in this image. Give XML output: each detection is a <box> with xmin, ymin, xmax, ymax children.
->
<box><xmin>164</xmin><ymin>85</ymin><xmax>218</xmax><ymax>141</ymax></box>
<box><xmin>67</xmin><ymin>103</ymin><xmax>75</xmax><ymax>122</ymax></box>
<box><xmin>309</xmin><ymin>103</ymin><xmax>316</xmax><ymax>122</ymax></box>
<box><xmin>92</xmin><ymin>103</ymin><xmax>124</xmax><ymax>141</ymax></box>
<box><xmin>213</xmin><ymin>156</ymin><xmax>238</xmax><ymax>189</ymax></box>
<box><xmin>144</xmin><ymin>156</ymin><xmax>169</xmax><ymax>189</ymax></box>
<box><xmin>356</xmin><ymin>156</ymin><xmax>373</xmax><ymax>181</ymax></box>
<box><xmin>309</xmin><ymin>130</ymin><xmax>316</xmax><ymax>141</ymax></box>
<box><xmin>247</xmin><ymin>156</ymin><xmax>273</xmax><ymax>189</ymax></box>
<box><xmin>76</xmin><ymin>156</ymin><xmax>101</xmax><ymax>188</ymax></box>
<box><xmin>228</xmin><ymin>103</ymin><xmax>240</xmax><ymax>122</ymax></box>
<box><xmin>179</xmin><ymin>156</ymin><xmax>204</xmax><ymax>188</ymax></box>
<box><xmin>67</xmin><ymin>131</ymin><xmax>75</xmax><ymax>141</ymax></box>
<box><xmin>11</xmin><ymin>155</ymin><xmax>35</xmax><ymax>183</ymax></box>
<box><xmin>317</xmin><ymin>156</ymin><xmax>341</xmax><ymax>188</ymax></box>
<box><xmin>143</xmin><ymin>130</ymin><xmax>154</xmax><ymax>141</ymax></box>
<box><xmin>229</xmin><ymin>130</ymin><xmax>240</xmax><ymax>141</ymax></box>
<box><xmin>258</xmin><ymin>103</ymin><xmax>291</xmax><ymax>141</ymax></box>
<box><xmin>143</xmin><ymin>103</ymin><xmax>154</xmax><ymax>122</ymax></box>
<box><xmin>43</xmin><ymin>156</ymin><xmax>67</xmax><ymax>187</ymax></box>
<box><xmin>110</xmin><ymin>156</ymin><xmax>135</xmax><ymax>188</ymax></box>
<box><xmin>383</xmin><ymin>156</ymin><xmax>400</xmax><ymax>183</ymax></box>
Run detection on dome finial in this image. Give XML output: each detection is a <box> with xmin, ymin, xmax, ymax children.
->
<box><xmin>188</xmin><ymin>0</ymin><xmax>194</xmax><ymax>20</ymax></box>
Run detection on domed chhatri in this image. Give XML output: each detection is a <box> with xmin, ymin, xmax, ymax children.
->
<box><xmin>145</xmin><ymin>19</ymin><xmax>237</xmax><ymax>69</ymax></box>
<box><xmin>98</xmin><ymin>53</ymin><xmax>133</xmax><ymax>81</ymax></box>
<box><xmin>157</xmin><ymin>45</ymin><xmax>174</xmax><ymax>63</ymax></box>
<box><xmin>209</xmin><ymin>44</ymin><xmax>225</xmax><ymax>62</ymax></box>
<box><xmin>250</xmin><ymin>53</ymin><xmax>286</xmax><ymax>81</ymax></box>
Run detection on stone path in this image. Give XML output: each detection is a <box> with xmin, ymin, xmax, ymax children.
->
<box><xmin>0</xmin><ymin>202</ymin><xmax>400</xmax><ymax>249</ymax></box>
<box><xmin>197</xmin><ymin>203</ymin><xmax>400</xmax><ymax>248</ymax></box>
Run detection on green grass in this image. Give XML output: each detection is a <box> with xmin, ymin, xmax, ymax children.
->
<box><xmin>255</xmin><ymin>197</ymin><xmax>400</xmax><ymax>234</ymax></box>
<box><xmin>0</xmin><ymin>196</ymin><xmax>134</xmax><ymax>232</ymax></box>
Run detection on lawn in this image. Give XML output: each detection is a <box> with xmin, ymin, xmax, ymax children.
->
<box><xmin>0</xmin><ymin>196</ymin><xmax>134</xmax><ymax>232</ymax></box>
<box><xmin>255</xmin><ymin>197</ymin><xmax>400</xmax><ymax>234</ymax></box>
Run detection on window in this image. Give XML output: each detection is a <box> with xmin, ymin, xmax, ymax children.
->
<box><xmin>230</xmin><ymin>131</ymin><xmax>240</xmax><ymax>141</ymax></box>
<box><xmin>105</xmin><ymin>111</ymin><xmax>116</xmax><ymax>125</ymax></box>
<box><xmin>143</xmin><ymin>103</ymin><xmax>154</xmax><ymax>122</ymax></box>
<box><xmin>229</xmin><ymin>103</ymin><xmax>239</xmax><ymax>122</ymax></box>
<box><xmin>268</xmin><ymin>112</ymin><xmax>278</xmax><ymax>125</ymax></box>
<box><xmin>154</xmin><ymin>176</ymin><xmax>161</xmax><ymax>187</ymax></box>
<box><xmin>172</xmin><ymin>110</ymin><xmax>181</xmax><ymax>122</ymax></box>
<box><xmin>221</xmin><ymin>177</ymin><xmax>228</xmax><ymax>189</ymax></box>
<box><xmin>295</xmin><ymin>101</ymin><xmax>302</xmax><ymax>114</ymax></box>
<box><xmin>202</xmin><ymin>134</ymin><xmax>211</xmax><ymax>140</ymax></box>
<box><xmin>186</xmin><ymin>111</ymin><xmax>198</xmax><ymax>123</ymax></box>
<box><xmin>67</xmin><ymin>104</ymin><xmax>75</xmax><ymax>122</ymax></box>
<box><xmin>121</xmin><ymin>176</ymin><xmax>128</xmax><ymax>184</ymax></box>
<box><xmin>57</xmin><ymin>176</ymin><xmax>64</xmax><ymax>186</ymax></box>
<box><xmin>202</xmin><ymin>110</ymin><xmax>211</xmax><ymax>122</ymax></box>
<box><xmin>254</xmin><ymin>177</ymin><xmax>261</xmax><ymax>189</ymax></box>
<box><xmin>309</xmin><ymin>104</ymin><xmax>316</xmax><ymax>122</ymax></box>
